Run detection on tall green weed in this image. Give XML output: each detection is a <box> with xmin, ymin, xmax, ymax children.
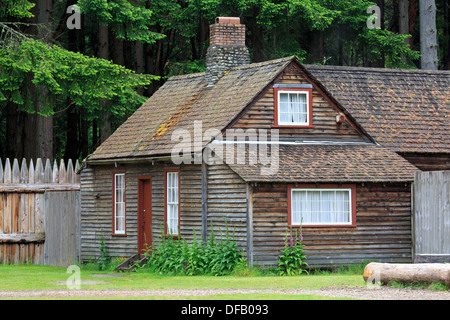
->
<box><xmin>142</xmin><ymin>222</ymin><xmax>244</xmax><ymax>276</ymax></box>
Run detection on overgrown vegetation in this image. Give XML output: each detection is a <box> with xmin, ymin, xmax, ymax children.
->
<box><xmin>137</xmin><ymin>223</ymin><xmax>245</xmax><ymax>276</ymax></box>
<box><xmin>278</xmin><ymin>228</ymin><xmax>308</xmax><ymax>276</ymax></box>
<box><xmin>97</xmin><ymin>235</ymin><xmax>111</xmax><ymax>271</ymax></box>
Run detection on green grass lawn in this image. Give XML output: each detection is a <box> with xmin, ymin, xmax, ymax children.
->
<box><xmin>0</xmin><ymin>264</ymin><xmax>366</xmax><ymax>300</ymax></box>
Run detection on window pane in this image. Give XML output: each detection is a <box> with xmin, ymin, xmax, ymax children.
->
<box><xmin>279</xmin><ymin>93</ymin><xmax>289</xmax><ymax>103</ymax></box>
<box><xmin>114</xmin><ymin>173</ymin><xmax>125</xmax><ymax>233</ymax></box>
<box><xmin>336</xmin><ymin>191</ymin><xmax>350</xmax><ymax>223</ymax></box>
<box><xmin>280</xmin><ymin>113</ymin><xmax>289</xmax><ymax>123</ymax></box>
<box><xmin>292</xmin><ymin>190</ymin><xmax>307</xmax><ymax>224</ymax></box>
<box><xmin>321</xmin><ymin>191</ymin><xmax>334</xmax><ymax>223</ymax></box>
<box><xmin>166</xmin><ymin>172</ymin><xmax>179</xmax><ymax>235</ymax></box>
<box><xmin>308</xmin><ymin>191</ymin><xmax>321</xmax><ymax>223</ymax></box>
<box><xmin>278</xmin><ymin>92</ymin><xmax>308</xmax><ymax>124</ymax></box>
<box><xmin>291</xmin><ymin>189</ymin><xmax>351</xmax><ymax>225</ymax></box>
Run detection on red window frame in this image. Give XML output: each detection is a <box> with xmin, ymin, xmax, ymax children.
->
<box><xmin>164</xmin><ymin>168</ymin><xmax>181</xmax><ymax>237</ymax></box>
<box><xmin>287</xmin><ymin>184</ymin><xmax>357</xmax><ymax>228</ymax></box>
<box><xmin>112</xmin><ymin>170</ymin><xmax>127</xmax><ymax>236</ymax></box>
<box><xmin>273</xmin><ymin>87</ymin><xmax>314</xmax><ymax>128</ymax></box>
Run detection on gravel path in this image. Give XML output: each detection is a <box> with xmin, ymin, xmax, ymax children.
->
<box><xmin>0</xmin><ymin>286</ymin><xmax>449</xmax><ymax>300</ymax></box>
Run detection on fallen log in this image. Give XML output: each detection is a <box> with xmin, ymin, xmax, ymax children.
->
<box><xmin>363</xmin><ymin>262</ymin><xmax>450</xmax><ymax>286</ymax></box>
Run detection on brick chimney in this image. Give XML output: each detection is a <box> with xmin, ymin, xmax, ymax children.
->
<box><xmin>205</xmin><ymin>17</ymin><xmax>251</xmax><ymax>86</ymax></box>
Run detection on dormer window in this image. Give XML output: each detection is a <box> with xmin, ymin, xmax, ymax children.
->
<box><xmin>273</xmin><ymin>84</ymin><xmax>313</xmax><ymax>127</ymax></box>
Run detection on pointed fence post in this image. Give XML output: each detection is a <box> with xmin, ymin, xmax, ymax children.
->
<box><xmin>35</xmin><ymin>158</ymin><xmax>43</xmax><ymax>184</ymax></box>
<box><xmin>44</xmin><ymin>159</ymin><xmax>52</xmax><ymax>183</ymax></box>
<box><xmin>4</xmin><ymin>158</ymin><xmax>11</xmax><ymax>184</ymax></box>
<box><xmin>52</xmin><ymin>160</ymin><xmax>59</xmax><ymax>183</ymax></box>
<box><xmin>67</xmin><ymin>159</ymin><xmax>74</xmax><ymax>183</ymax></box>
<box><xmin>20</xmin><ymin>159</ymin><xmax>29</xmax><ymax>184</ymax></box>
<box><xmin>12</xmin><ymin>158</ymin><xmax>20</xmax><ymax>184</ymax></box>
<box><xmin>28</xmin><ymin>159</ymin><xmax>35</xmax><ymax>184</ymax></box>
<box><xmin>59</xmin><ymin>159</ymin><xmax>67</xmax><ymax>183</ymax></box>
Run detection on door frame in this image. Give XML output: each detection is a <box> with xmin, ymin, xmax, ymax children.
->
<box><xmin>137</xmin><ymin>175</ymin><xmax>152</xmax><ymax>254</ymax></box>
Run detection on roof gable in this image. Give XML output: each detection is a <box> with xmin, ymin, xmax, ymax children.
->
<box><xmin>228</xmin><ymin>60</ymin><xmax>373</xmax><ymax>143</ymax></box>
<box><xmin>88</xmin><ymin>57</ymin><xmax>294</xmax><ymax>162</ymax></box>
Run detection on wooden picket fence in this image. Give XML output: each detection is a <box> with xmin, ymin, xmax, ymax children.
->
<box><xmin>0</xmin><ymin>158</ymin><xmax>80</xmax><ymax>266</ymax></box>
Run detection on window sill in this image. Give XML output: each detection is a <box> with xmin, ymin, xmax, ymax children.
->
<box><xmin>271</xmin><ymin>124</ymin><xmax>315</xmax><ymax>129</ymax></box>
<box><xmin>111</xmin><ymin>233</ymin><xmax>127</xmax><ymax>237</ymax></box>
<box><xmin>290</xmin><ymin>224</ymin><xmax>356</xmax><ymax>228</ymax></box>
<box><xmin>165</xmin><ymin>234</ymin><xmax>180</xmax><ymax>240</ymax></box>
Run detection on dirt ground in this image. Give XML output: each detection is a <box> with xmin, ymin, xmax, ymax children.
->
<box><xmin>0</xmin><ymin>286</ymin><xmax>449</xmax><ymax>299</ymax></box>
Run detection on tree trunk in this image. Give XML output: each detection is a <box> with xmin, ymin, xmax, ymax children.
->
<box><xmin>245</xmin><ymin>8</ymin><xmax>265</xmax><ymax>63</ymax></box>
<box><xmin>399</xmin><ymin>0</ymin><xmax>409</xmax><ymax>62</ymax></box>
<box><xmin>80</xmin><ymin>112</ymin><xmax>89</xmax><ymax>159</ymax></box>
<box><xmin>409</xmin><ymin>0</ymin><xmax>419</xmax><ymax>49</ymax></box>
<box><xmin>64</xmin><ymin>104</ymin><xmax>79</xmax><ymax>161</ymax></box>
<box><xmin>419</xmin><ymin>0</ymin><xmax>439</xmax><ymax>69</ymax></box>
<box><xmin>134</xmin><ymin>41</ymin><xmax>144</xmax><ymax>95</ymax></box>
<box><xmin>35</xmin><ymin>0</ymin><xmax>53</xmax><ymax>160</ymax></box>
<box><xmin>364</xmin><ymin>262</ymin><xmax>450</xmax><ymax>286</ymax></box>
<box><xmin>98</xmin><ymin>24</ymin><xmax>112</xmax><ymax>143</ymax></box>
<box><xmin>112</xmin><ymin>33</ymin><xmax>125</xmax><ymax>66</ymax></box>
<box><xmin>6</xmin><ymin>101</ymin><xmax>24</xmax><ymax>159</ymax></box>
<box><xmin>338</xmin><ymin>34</ymin><xmax>344</xmax><ymax>66</ymax></box>
<box><xmin>309</xmin><ymin>30</ymin><xmax>324</xmax><ymax>64</ymax></box>
<box><xmin>399</xmin><ymin>0</ymin><xmax>410</xmax><ymax>40</ymax></box>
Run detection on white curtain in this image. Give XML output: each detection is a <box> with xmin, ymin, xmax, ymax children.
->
<box><xmin>279</xmin><ymin>92</ymin><xmax>307</xmax><ymax>124</ymax></box>
<box><xmin>292</xmin><ymin>189</ymin><xmax>351</xmax><ymax>225</ymax></box>
<box><xmin>335</xmin><ymin>191</ymin><xmax>350</xmax><ymax>223</ymax></box>
<box><xmin>115</xmin><ymin>174</ymin><xmax>125</xmax><ymax>233</ymax></box>
<box><xmin>167</xmin><ymin>172</ymin><xmax>179</xmax><ymax>235</ymax></box>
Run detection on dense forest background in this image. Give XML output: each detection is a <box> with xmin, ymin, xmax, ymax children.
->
<box><xmin>0</xmin><ymin>0</ymin><xmax>448</xmax><ymax>162</ymax></box>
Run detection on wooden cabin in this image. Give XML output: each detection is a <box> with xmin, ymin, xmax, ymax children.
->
<box><xmin>80</xmin><ymin>17</ymin><xmax>448</xmax><ymax>267</ymax></box>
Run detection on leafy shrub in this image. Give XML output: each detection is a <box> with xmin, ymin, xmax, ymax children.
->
<box><xmin>278</xmin><ymin>228</ymin><xmax>308</xmax><ymax>276</ymax></box>
<box><xmin>143</xmin><ymin>222</ymin><xmax>245</xmax><ymax>276</ymax></box>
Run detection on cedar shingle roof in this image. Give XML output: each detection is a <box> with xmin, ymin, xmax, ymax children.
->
<box><xmin>88</xmin><ymin>57</ymin><xmax>293</xmax><ymax>161</ymax></box>
<box><xmin>226</xmin><ymin>143</ymin><xmax>418</xmax><ymax>183</ymax></box>
<box><xmin>86</xmin><ymin>56</ymin><xmax>441</xmax><ymax>181</ymax></box>
<box><xmin>305</xmin><ymin>65</ymin><xmax>450</xmax><ymax>154</ymax></box>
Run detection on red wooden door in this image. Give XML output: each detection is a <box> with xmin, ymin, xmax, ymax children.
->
<box><xmin>138</xmin><ymin>176</ymin><xmax>152</xmax><ymax>253</ymax></box>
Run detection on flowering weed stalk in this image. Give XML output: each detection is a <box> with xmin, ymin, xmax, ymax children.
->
<box><xmin>278</xmin><ymin>227</ymin><xmax>308</xmax><ymax>276</ymax></box>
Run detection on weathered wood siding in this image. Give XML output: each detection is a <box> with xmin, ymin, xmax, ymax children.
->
<box><xmin>206</xmin><ymin>164</ymin><xmax>248</xmax><ymax>250</ymax></box>
<box><xmin>251</xmin><ymin>182</ymin><xmax>412</xmax><ymax>267</ymax></box>
<box><xmin>231</xmin><ymin>63</ymin><xmax>369</xmax><ymax>143</ymax></box>
<box><xmin>414</xmin><ymin>170</ymin><xmax>450</xmax><ymax>263</ymax></box>
<box><xmin>80</xmin><ymin>162</ymin><xmax>203</xmax><ymax>261</ymax></box>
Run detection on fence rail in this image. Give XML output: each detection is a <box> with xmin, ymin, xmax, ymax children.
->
<box><xmin>413</xmin><ymin>170</ymin><xmax>450</xmax><ymax>263</ymax></box>
<box><xmin>0</xmin><ymin>158</ymin><xmax>80</xmax><ymax>266</ymax></box>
